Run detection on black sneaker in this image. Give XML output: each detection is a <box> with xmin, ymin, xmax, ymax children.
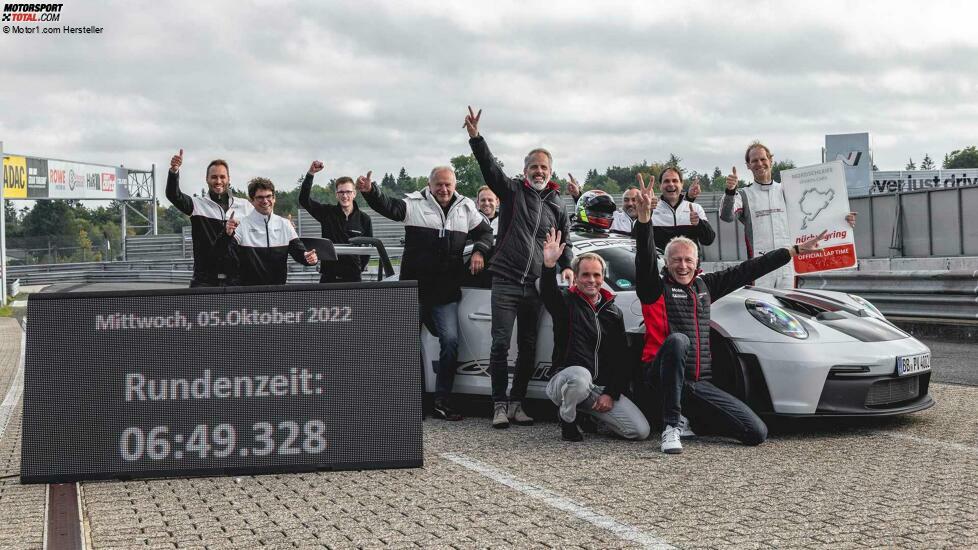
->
<box><xmin>561</xmin><ymin>420</ymin><xmax>583</xmax><ymax>442</ymax></box>
<box><xmin>577</xmin><ymin>415</ymin><xmax>598</xmax><ymax>434</ymax></box>
<box><xmin>432</xmin><ymin>399</ymin><xmax>463</xmax><ymax>421</ymax></box>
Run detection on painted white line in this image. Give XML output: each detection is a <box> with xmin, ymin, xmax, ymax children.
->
<box><xmin>884</xmin><ymin>432</ymin><xmax>978</xmax><ymax>454</ymax></box>
<box><xmin>0</xmin><ymin>329</ymin><xmax>25</xmax><ymax>442</ymax></box>
<box><xmin>440</xmin><ymin>452</ymin><xmax>676</xmax><ymax>550</ymax></box>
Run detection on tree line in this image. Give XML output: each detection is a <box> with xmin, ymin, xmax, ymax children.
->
<box><xmin>5</xmin><ymin>145</ymin><xmax>978</xmax><ymax>264</ymax></box>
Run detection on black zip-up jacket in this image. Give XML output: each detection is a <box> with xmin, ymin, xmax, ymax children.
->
<box><xmin>363</xmin><ymin>184</ymin><xmax>493</xmax><ymax>306</ymax></box>
<box><xmin>539</xmin><ymin>265</ymin><xmax>628</xmax><ymax>399</ymax></box>
<box><xmin>228</xmin><ymin>209</ymin><xmax>314</xmax><ymax>286</ymax></box>
<box><xmin>469</xmin><ymin>136</ymin><xmax>572</xmax><ymax>284</ymax></box>
<box><xmin>298</xmin><ymin>173</ymin><xmax>373</xmax><ymax>281</ymax></box>
<box><xmin>166</xmin><ymin>171</ymin><xmax>252</xmax><ymax>284</ymax></box>
<box><xmin>635</xmin><ymin>220</ymin><xmax>791</xmax><ymax>381</ymax></box>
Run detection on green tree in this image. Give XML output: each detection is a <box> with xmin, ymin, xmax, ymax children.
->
<box><xmin>920</xmin><ymin>154</ymin><xmax>936</xmax><ymax>170</ymax></box>
<box><xmin>451</xmin><ymin>154</ymin><xmax>487</xmax><ymax>198</ymax></box>
<box><xmin>905</xmin><ymin>158</ymin><xmax>916</xmax><ymax>170</ymax></box>
<box><xmin>772</xmin><ymin>160</ymin><xmax>796</xmax><ymax>183</ymax></box>
<box><xmin>943</xmin><ymin>146</ymin><xmax>978</xmax><ymax>169</ymax></box>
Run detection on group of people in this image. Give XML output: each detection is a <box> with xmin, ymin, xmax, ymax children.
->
<box><xmin>165</xmin><ymin>106</ymin><xmax>854</xmax><ymax>454</ymax></box>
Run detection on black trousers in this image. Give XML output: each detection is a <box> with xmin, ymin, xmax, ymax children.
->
<box><xmin>648</xmin><ymin>333</ymin><xmax>768</xmax><ymax>445</ymax></box>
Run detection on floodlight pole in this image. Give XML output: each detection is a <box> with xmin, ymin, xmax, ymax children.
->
<box><xmin>1</xmin><ymin>140</ymin><xmax>8</xmax><ymax>306</ymax></box>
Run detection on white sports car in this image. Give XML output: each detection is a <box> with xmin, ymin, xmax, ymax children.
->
<box><xmin>416</xmin><ymin>229</ymin><xmax>934</xmax><ymax>417</ymax></box>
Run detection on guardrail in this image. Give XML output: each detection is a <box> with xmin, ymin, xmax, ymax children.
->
<box><xmin>797</xmin><ymin>270</ymin><xmax>978</xmax><ymax>320</ymax></box>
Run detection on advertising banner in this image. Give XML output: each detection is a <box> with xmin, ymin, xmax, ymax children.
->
<box><xmin>26</xmin><ymin>158</ymin><xmax>49</xmax><ymax>198</ymax></box>
<box><xmin>3</xmin><ymin>155</ymin><xmax>28</xmax><ymax>199</ymax></box>
<box><xmin>781</xmin><ymin>161</ymin><xmax>857</xmax><ymax>274</ymax></box>
<box><xmin>870</xmin><ymin>169</ymin><xmax>978</xmax><ymax>194</ymax></box>
<box><xmin>22</xmin><ymin>282</ymin><xmax>423</xmax><ymax>483</ymax></box>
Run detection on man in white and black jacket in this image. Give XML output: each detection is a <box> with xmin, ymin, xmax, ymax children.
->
<box><xmin>465</xmin><ymin>106</ymin><xmax>574</xmax><ymax>429</ymax></box>
<box><xmin>357</xmin><ymin>166</ymin><xmax>493</xmax><ymax>421</ymax></box>
<box><xmin>298</xmin><ymin>161</ymin><xmax>373</xmax><ymax>283</ymax></box>
<box><xmin>644</xmin><ymin>168</ymin><xmax>715</xmax><ymax>251</ymax></box>
<box><xmin>165</xmin><ymin>149</ymin><xmax>252</xmax><ymax>287</ymax></box>
<box><xmin>539</xmin><ymin>228</ymin><xmax>650</xmax><ymax>443</ymax></box>
<box><xmin>632</xmin><ymin>176</ymin><xmax>825</xmax><ymax>454</ymax></box>
<box><xmin>226</xmin><ymin>178</ymin><xmax>318</xmax><ymax>286</ymax></box>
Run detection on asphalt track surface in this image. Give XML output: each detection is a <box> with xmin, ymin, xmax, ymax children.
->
<box><xmin>0</xmin><ymin>285</ymin><xmax>976</xmax><ymax>548</ymax></box>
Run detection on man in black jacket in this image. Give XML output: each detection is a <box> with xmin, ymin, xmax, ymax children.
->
<box><xmin>225</xmin><ymin>178</ymin><xmax>318</xmax><ymax>286</ymax></box>
<box><xmin>299</xmin><ymin>161</ymin><xmax>373</xmax><ymax>283</ymax></box>
<box><xmin>540</xmin><ymin>228</ymin><xmax>650</xmax><ymax>442</ymax></box>
<box><xmin>465</xmin><ymin>106</ymin><xmax>574</xmax><ymax>429</ymax></box>
<box><xmin>165</xmin><ymin>149</ymin><xmax>252</xmax><ymax>287</ymax></box>
<box><xmin>633</xmin><ymin>176</ymin><xmax>824</xmax><ymax>454</ymax></box>
<box><xmin>357</xmin><ymin>166</ymin><xmax>493</xmax><ymax>421</ymax></box>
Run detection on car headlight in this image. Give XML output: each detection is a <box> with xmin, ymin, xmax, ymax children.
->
<box><xmin>847</xmin><ymin>294</ymin><xmax>884</xmax><ymax>318</ymax></box>
<box><xmin>745</xmin><ymin>299</ymin><xmax>809</xmax><ymax>339</ymax></box>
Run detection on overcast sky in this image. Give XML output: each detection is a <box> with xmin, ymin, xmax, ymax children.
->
<box><xmin>2</xmin><ymin>0</ymin><xmax>977</xmax><ymax>202</ymax></box>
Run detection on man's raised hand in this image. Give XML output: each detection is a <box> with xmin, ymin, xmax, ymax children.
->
<box><xmin>635</xmin><ymin>173</ymin><xmax>657</xmax><ymax>222</ymax></box>
<box><xmin>795</xmin><ymin>230</ymin><xmax>829</xmax><ymax>255</ymax></box>
<box><xmin>464</xmin><ymin>106</ymin><xmax>482</xmax><ymax>139</ymax></box>
<box><xmin>726</xmin><ymin>166</ymin><xmax>739</xmax><ymax>191</ymax></box>
<box><xmin>688</xmin><ymin>176</ymin><xmax>701</xmax><ymax>200</ymax></box>
<box><xmin>689</xmin><ymin>207</ymin><xmax>700</xmax><ymax>226</ymax></box>
<box><xmin>567</xmin><ymin>173</ymin><xmax>582</xmax><ymax>200</ymax></box>
<box><xmin>355</xmin><ymin>171</ymin><xmax>373</xmax><ymax>193</ymax></box>
<box><xmin>170</xmin><ymin>149</ymin><xmax>183</xmax><ymax>174</ymax></box>
<box><xmin>309</xmin><ymin>160</ymin><xmax>325</xmax><ymax>175</ymax></box>
<box><xmin>543</xmin><ymin>227</ymin><xmax>566</xmax><ymax>268</ymax></box>
<box><xmin>225</xmin><ymin>211</ymin><xmax>239</xmax><ymax>236</ymax></box>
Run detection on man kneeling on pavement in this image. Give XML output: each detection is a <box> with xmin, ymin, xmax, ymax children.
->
<box><xmin>540</xmin><ymin>228</ymin><xmax>651</xmax><ymax>442</ymax></box>
<box><xmin>632</xmin><ymin>174</ymin><xmax>825</xmax><ymax>454</ymax></box>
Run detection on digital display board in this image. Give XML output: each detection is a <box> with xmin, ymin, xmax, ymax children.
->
<box><xmin>21</xmin><ymin>282</ymin><xmax>422</xmax><ymax>483</ymax></box>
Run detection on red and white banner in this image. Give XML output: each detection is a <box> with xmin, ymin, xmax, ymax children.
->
<box><xmin>781</xmin><ymin>160</ymin><xmax>857</xmax><ymax>275</ymax></box>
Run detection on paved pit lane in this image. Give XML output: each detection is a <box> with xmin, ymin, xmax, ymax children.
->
<box><xmin>0</xmin><ymin>317</ymin><xmax>976</xmax><ymax>548</ymax></box>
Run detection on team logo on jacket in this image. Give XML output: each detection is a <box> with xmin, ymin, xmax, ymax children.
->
<box><xmin>670</xmin><ymin>288</ymin><xmax>688</xmax><ymax>299</ymax></box>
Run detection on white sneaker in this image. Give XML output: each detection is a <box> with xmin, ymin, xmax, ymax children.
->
<box><xmin>507</xmin><ymin>401</ymin><xmax>534</xmax><ymax>426</ymax></box>
<box><xmin>677</xmin><ymin>415</ymin><xmax>696</xmax><ymax>439</ymax></box>
<box><xmin>492</xmin><ymin>402</ymin><xmax>510</xmax><ymax>429</ymax></box>
<box><xmin>661</xmin><ymin>425</ymin><xmax>683</xmax><ymax>454</ymax></box>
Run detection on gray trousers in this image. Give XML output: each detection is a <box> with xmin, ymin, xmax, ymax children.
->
<box><xmin>546</xmin><ymin>366</ymin><xmax>650</xmax><ymax>441</ymax></box>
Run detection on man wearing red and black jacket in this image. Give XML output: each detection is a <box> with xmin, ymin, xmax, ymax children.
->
<box><xmin>539</xmin><ymin>229</ymin><xmax>650</xmax><ymax>443</ymax></box>
<box><xmin>633</xmin><ymin>176</ymin><xmax>824</xmax><ymax>454</ymax></box>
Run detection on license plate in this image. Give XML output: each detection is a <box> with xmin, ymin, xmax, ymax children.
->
<box><xmin>896</xmin><ymin>353</ymin><xmax>931</xmax><ymax>376</ymax></box>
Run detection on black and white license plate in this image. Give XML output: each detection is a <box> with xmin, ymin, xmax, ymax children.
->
<box><xmin>896</xmin><ymin>353</ymin><xmax>931</xmax><ymax>376</ymax></box>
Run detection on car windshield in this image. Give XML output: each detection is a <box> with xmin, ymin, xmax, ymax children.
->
<box><xmin>592</xmin><ymin>245</ymin><xmax>638</xmax><ymax>292</ymax></box>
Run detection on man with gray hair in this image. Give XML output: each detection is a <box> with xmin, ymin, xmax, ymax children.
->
<box><xmin>465</xmin><ymin>106</ymin><xmax>574</xmax><ymax>429</ymax></box>
<box><xmin>633</xmin><ymin>175</ymin><xmax>825</xmax><ymax>454</ymax></box>
<box><xmin>357</xmin><ymin>165</ymin><xmax>493</xmax><ymax>421</ymax></box>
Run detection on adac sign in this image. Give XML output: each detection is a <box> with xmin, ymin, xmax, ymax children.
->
<box><xmin>3</xmin><ymin>155</ymin><xmax>28</xmax><ymax>199</ymax></box>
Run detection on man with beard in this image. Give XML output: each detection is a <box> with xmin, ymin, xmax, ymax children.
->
<box><xmin>166</xmin><ymin>149</ymin><xmax>252</xmax><ymax>287</ymax></box>
<box><xmin>298</xmin><ymin>160</ymin><xmax>373</xmax><ymax>283</ymax></box>
<box><xmin>640</xmin><ymin>168</ymin><xmax>715</xmax><ymax>251</ymax></box>
<box><xmin>720</xmin><ymin>142</ymin><xmax>856</xmax><ymax>288</ymax></box>
<box><xmin>465</xmin><ymin>106</ymin><xmax>574</xmax><ymax>429</ymax></box>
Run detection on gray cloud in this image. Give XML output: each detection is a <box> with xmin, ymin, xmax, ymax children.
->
<box><xmin>1</xmin><ymin>0</ymin><xmax>976</xmax><ymax>206</ymax></box>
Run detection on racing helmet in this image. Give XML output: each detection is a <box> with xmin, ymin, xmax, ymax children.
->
<box><xmin>575</xmin><ymin>190</ymin><xmax>616</xmax><ymax>231</ymax></box>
